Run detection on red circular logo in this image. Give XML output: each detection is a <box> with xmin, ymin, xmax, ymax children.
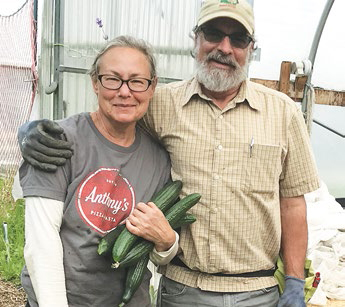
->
<box><xmin>76</xmin><ymin>168</ymin><xmax>135</xmax><ymax>234</ymax></box>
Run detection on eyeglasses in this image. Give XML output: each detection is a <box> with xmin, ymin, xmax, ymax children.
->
<box><xmin>199</xmin><ymin>27</ymin><xmax>253</xmax><ymax>49</ymax></box>
<box><xmin>97</xmin><ymin>75</ymin><xmax>153</xmax><ymax>92</ymax></box>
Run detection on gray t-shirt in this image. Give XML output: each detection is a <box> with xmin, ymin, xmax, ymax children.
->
<box><xmin>20</xmin><ymin>112</ymin><xmax>171</xmax><ymax>307</ymax></box>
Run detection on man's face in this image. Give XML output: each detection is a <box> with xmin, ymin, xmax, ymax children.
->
<box><xmin>194</xmin><ymin>17</ymin><xmax>253</xmax><ymax>92</ymax></box>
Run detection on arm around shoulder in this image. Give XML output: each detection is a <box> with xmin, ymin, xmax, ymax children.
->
<box><xmin>18</xmin><ymin>119</ymin><xmax>73</xmax><ymax>172</ymax></box>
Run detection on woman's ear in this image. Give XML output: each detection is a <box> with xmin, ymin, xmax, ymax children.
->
<box><xmin>92</xmin><ymin>77</ymin><xmax>99</xmax><ymax>95</ymax></box>
<box><xmin>151</xmin><ymin>76</ymin><xmax>158</xmax><ymax>91</ymax></box>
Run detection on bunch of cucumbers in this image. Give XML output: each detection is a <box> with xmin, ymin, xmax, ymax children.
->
<box><xmin>97</xmin><ymin>180</ymin><xmax>201</xmax><ymax>306</ymax></box>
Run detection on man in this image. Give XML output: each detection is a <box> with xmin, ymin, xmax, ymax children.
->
<box><xmin>19</xmin><ymin>0</ymin><xmax>319</xmax><ymax>306</ymax></box>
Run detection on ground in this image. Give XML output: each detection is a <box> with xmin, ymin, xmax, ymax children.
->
<box><xmin>0</xmin><ymin>279</ymin><xmax>26</xmax><ymax>307</ymax></box>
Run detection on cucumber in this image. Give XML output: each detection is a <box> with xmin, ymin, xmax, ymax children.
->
<box><xmin>112</xmin><ymin>239</ymin><xmax>154</xmax><ymax>269</ymax></box>
<box><xmin>164</xmin><ymin>193</ymin><xmax>201</xmax><ymax>228</ymax></box>
<box><xmin>172</xmin><ymin>213</ymin><xmax>197</xmax><ymax>229</ymax></box>
<box><xmin>114</xmin><ymin>212</ymin><xmax>197</xmax><ymax>269</ymax></box>
<box><xmin>97</xmin><ymin>224</ymin><xmax>125</xmax><ymax>256</ymax></box>
<box><xmin>112</xmin><ymin>180</ymin><xmax>183</xmax><ymax>263</ymax></box>
<box><xmin>118</xmin><ymin>254</ymin><xmax>150</xmax><ymax>307</ymax></box>
<box><xmin>149</xmin><ymin>180</ymin><xmax>182</xmax><ymax>213</ymax></box>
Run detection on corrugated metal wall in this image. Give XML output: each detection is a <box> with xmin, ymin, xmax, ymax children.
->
<box><xmin>38</xmin><ymin>0</ymin><xmax>202</xmax><ymax>119</ymax></box>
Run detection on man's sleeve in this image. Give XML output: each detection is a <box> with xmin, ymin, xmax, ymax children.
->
<box><xmin>279</xmin><ymin>106</ymin><xmax>320</xmax><ymax>197</ymax></box>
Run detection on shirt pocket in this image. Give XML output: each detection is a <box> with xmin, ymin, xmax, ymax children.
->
<box><xmin>244</xmin><ymin>143</ymin><xmax>282</xmax><ymax>193</ymax></box>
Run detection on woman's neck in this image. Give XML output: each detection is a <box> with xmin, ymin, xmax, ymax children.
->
<box><xmin>91</xmin><ymin>111</ymin><xmax>136</xmax><ymax>147</ymax></box>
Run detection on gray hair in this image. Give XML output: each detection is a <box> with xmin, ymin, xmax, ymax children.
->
<box><xmin>88</xmin><ymin>35</ymin><xmax>157</xmax><ymax>81</ymax></box>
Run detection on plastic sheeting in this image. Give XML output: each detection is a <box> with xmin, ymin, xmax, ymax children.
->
<box><xmin>305</xmin><ymin>181</ymin><xmax>345</xmax><ymax>304</ymax></box>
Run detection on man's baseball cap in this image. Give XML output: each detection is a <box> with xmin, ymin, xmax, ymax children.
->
<box><xmin>196</xmin><ymin>0</ymin><xmax>254</xmax><ymax>35</ymax></box>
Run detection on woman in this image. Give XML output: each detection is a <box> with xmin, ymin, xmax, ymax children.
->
<box><xmin>20</xmin><ymin>36</ymin><xmax>178</xmax><ymax>307</ymax></box>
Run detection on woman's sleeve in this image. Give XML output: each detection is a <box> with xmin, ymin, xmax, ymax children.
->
<box><xmin>24</xmin><ymin>196</ymin><xmax>68</xmax><ymax>307</ymax></box>
<box><xmin>149</xmin><ymin>231</ymin><xmax>179</xmax><ymax>266</ymax></box>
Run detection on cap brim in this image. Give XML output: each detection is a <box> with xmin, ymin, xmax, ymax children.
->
<box><xmin>198</xmin><ymin>12</ymin><xmax>253</xmax><ymax>35</ymax></box>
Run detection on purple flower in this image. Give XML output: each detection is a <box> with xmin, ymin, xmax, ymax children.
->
<box><xmin>96</xmin><ymin>18</ymin><xmax>103</xmax><ymax>28</ymax></box>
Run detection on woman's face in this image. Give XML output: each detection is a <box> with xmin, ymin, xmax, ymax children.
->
<box><xmin>92</xmin><ymin>46</ymin><xmax>156</xmax><ymax>128</ymax></box>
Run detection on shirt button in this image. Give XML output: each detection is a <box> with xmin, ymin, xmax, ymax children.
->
<box><xmin>217</xmin><ymin>144</ymin><xmax>223</xmax><ymax>150</ymax></box>
<box><xmin>219</xmin><ymin>115</ymin><xmax>224</xmax><ymax>119</ymax></box>
<box><xmin>214</xmin><ymin>174</ymin><xmax>220</xmax><ymax>180</ymax></box>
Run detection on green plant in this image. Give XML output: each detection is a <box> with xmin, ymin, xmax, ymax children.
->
<box><xmin>0</xmin><ymin>178</ymin><xmax>25</xmax><ymax>285</ymax></box>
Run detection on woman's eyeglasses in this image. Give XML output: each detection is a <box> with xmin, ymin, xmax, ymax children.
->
<box><xmin>97</xmin><ymin>75</ymin><xmax>153</xmax><ymax>92</ymax></box>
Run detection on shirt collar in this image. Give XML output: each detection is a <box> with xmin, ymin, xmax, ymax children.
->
<box><xmin>182</xmin><ymin>78</ymin><xmax>261</xmax><ymax>111</ymax></box>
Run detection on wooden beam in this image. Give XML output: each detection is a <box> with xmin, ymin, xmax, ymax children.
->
<box><xmin>250</xmin><ymin>78</ymin><xmax>345</xmax><ymax>107</ymax></box>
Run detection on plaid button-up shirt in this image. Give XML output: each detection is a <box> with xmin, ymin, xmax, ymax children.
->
<box><xmin>141</xmin><ymin>78</ymin><xmax>320</xmax><ymax>292</ymax></box>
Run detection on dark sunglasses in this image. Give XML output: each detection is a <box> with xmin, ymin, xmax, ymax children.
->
<box><xmin>199</xmin><ymin>26</ymin><xmax>253</xmax><ymax>49</ymax></box>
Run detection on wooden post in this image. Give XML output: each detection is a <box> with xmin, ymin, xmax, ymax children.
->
<box><xmin>279</xmin><ymin>61</ymin><xmax>291</xmax><ymax>95</ymax></box>
<box><xmin>294</xmin><ymin>75</ymin><xmax>308</xmax><ymax>100</ymax></box>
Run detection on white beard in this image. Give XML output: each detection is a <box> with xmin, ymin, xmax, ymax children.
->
<box><xmin>195</xmin><ymin>49</ymin><xmax>251</xmax><ymax>92</ymax></box>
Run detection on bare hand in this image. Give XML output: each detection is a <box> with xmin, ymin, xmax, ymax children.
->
<box><xmin>126</xmin><ymin>202</ymin><xmax>175</xmax><ymax>252</ymax></box>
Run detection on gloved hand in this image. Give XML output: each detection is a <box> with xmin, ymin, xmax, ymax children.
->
<box><xmin>18</xmin><ymin>119</ymin><xmax>73</xmax><ymax>172</ymax></box>
<box><xmin>277</xmin><ymin>276</ymin><xmax>306</xmax><ymax>307</ymax></box>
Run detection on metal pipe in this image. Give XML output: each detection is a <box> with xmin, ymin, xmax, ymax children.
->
<box><xmin>313</xmin><ymin>119</ymin><xmax>345</xmax><ymax>138</ymax></box>
<box><xmin>308</xmin><ymin>0</ymin><xmax>335</xmax><ymax>67</ymax></box>
<box><xmin>302</xmin><ymin>0</ymin><xmax>335</xmax><ymax>115</ymax></box>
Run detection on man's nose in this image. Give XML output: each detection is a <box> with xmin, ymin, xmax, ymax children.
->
<box><xmin>217</xmin><ymin>36</ymin><xmax>234</xmax><ymax>54</ymax></box>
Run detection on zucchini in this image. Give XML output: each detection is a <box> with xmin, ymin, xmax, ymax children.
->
<box><xmin>97</xmin><ymin>224</ymin><xmax>125</xmax><ymax>256</ymax></box>
<box><xmin>118</xmin><ymin>254</ymin><xmax>150</xmax><ymax>307</ymax></box>
<box><xmin>112</xmin><ymin>180</ymin><xmax>183</xmax><ymax>263</ymax></box>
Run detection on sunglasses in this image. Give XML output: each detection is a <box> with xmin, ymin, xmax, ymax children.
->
<box><xmin>199</xmin><ymin>26</ymin><xmax>253</xmax><ymax>49</ymax></box>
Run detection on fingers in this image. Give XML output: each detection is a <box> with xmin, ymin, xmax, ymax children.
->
<box><xmin>29</xmin><ymin>150</ymin><xmax>68</xmax><ymax>166</ymax></box>
<box><xmin>41</xmin><ymin>119</ymin><xmax>65</xmax><ymax>134</ymax></box>
<box><xmin>135</xmin><ymin>202</ymin><xmax>159</xmax><ymax>214</ymax></box>
<box><xmin>126</xmin><ymin>202</ymin><xmax>175</xmax><ymax>247</ymax></box>
<box><xmin>23</xmin><ymin>156</ymin><xmax>58</xmax><ymax>172</ymax></box>
<box><xmin>36</xmin><ymin>122</ymin><xmax>73</xmax><ymax>150</ymax></box>
<box><xmin>23</xmin><ymin>138</ymin><xmax>72</xmax><ymax>160</ymax></box>
<box><xmin>18</xmin><ymin>119</ymin><xmax>73</xmax><ymax>170</ymax></box>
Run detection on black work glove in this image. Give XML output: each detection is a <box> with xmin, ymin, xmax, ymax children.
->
<box><xmin>277</xmin><ymin>276</ymin><xmax>306</xmax><ymax>307</ymax></box>
<box><xmin>18</xmin><ymin>119</ymin><xmax>73</xmax><ymax>172</ymax></box>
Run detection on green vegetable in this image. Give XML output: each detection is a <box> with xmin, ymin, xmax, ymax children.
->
<box><xmin>118</xmin><ymin>254</ymin><xmax>150</xmax><ymax>307</ymax></box>
<box><xmin>112</xmin><ymin>239</ymin><xmax>154</xmax><ymax>269</ymax></box>
<box><xmin>115</xmin><ymin>191</ymin><xmax>201</xmax><ymax>306</ymax></box>
<box><xmin>97</xmin><ymin>224</ymin><xmax>126</xmax><ymax>256</ymax></box>
<box><xmin>149</xmin><ymin>180</ymin><xmax>182</xmax><ymax>214</ymax></box>
<box><xmin>114</xmin><ymin>212</ymin><xmax>198</xmax><ymax>269</ymax></box>
<box><xmin>112</xmin><ymin>180</ymin><xmax>183</xmax><ymax>263</ymax></box>
<box><xmin>164</xmin><ymin>193</ymin><xmax>201</xmax><ymax>228</ymax></box>
<box><xmin>173</xmin><ymin>213</ymin><xmax>197</xmax><ymax>229</ymax></box>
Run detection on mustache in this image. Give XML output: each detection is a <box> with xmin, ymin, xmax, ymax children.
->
<box><xmin>206</xmin><ymin>51</ymin><xmax>239</xmax><ymax>68</ymax></box>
